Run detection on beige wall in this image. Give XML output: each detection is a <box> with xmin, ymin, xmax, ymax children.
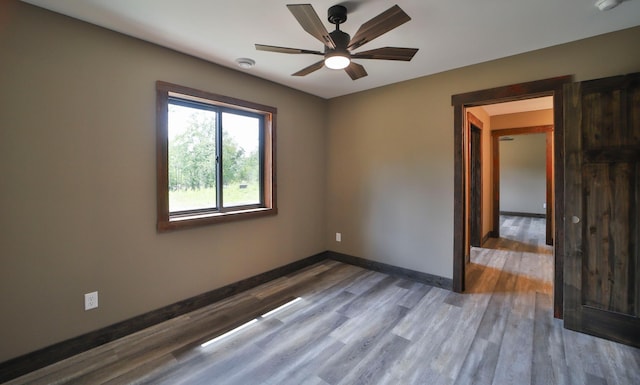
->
<box><xmin>2</xmin><ymin>0</ymin><xmax>640</xmax><ymax>365</ymax></box>
<box><xmin>0</xmin><ymin>2</ymin><xmax>327</xmax><ymax>362</ymax></box>
<box><xmin>492</xmin><ymin>109</ymin><xmax>554</xmax><ymax>130</ymax></box>
<box><xmin>492</xmin><ymin>109</ymin><xmax>554</xmax><ymax>216</ymax></box>
<box><xmin>499</xmin><ymin>133</ymin><xmax>547</xmax><ymax>214</ymax></box>
<box><xmin>326</xmin><ymin>26</ymin><xmax>640</xmax><ymax>279</ymax></box>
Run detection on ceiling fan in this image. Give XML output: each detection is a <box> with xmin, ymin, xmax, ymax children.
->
<box><xmin>255</xmin><ymin>3</ymin><xmax>418</xmax><ymax>80</ymax></box>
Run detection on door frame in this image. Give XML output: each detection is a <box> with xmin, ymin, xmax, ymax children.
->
<box><xmin>451</xmin><ymin>75</ymin><xmax>572</xmax><ymax>318</ymax></box>
<box><xmin>468</xmin><ymin>112</ymin><xmax>483</xmax><ymax>250</ymax></box>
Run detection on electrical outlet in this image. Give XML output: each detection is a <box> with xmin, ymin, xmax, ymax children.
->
<box><xmin>336</xmin><ymin>232</ymin><xmax>342</xmax><ymax>242</ymax></box>
<box><xmin>85</xmin><ymin>291</ymin><xmax>98</xmax><ymax>311</ymax></box>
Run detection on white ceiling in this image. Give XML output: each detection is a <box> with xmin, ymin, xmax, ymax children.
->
<box><xmin>21</xmin><ymin>0</ymin><xmax>640</xmax><ymax>99</ymax></box>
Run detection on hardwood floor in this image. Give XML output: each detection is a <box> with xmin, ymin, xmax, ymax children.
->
<box><xmin>4</xmin><ymin>216</ymin><xmax>639</xmax><ymax>384</ymax></box>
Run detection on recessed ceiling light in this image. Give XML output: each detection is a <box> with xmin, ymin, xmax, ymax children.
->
<box><xmin>235</xmin><ymin>58</ymin><xmax>255</xmax><ymax>69</ymax></box>
<box><xmin>595</xmin><ymin>0</ymin><xmax>622</xmax><ymax>11</ymax></box>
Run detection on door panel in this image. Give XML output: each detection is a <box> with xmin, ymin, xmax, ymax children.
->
<box><xmin>564</xmin><ymin>73</ymin><xmax>640</xmax><ymax>347</ymax></box>
<box><xmin>583</xmin><ymin>162</ymin><xmax>635</xmax><ymax>315</ymax></box>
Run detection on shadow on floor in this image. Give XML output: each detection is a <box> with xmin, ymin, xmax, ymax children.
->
<box><xmin>464</xmin><ymin>262</ymin><xmax>552</xmax><ymax>294</ymax></box>
<box><xmin>482</xmin><ymin>237</ymin><xmax>552</xmax><ymax>255</ymax></box>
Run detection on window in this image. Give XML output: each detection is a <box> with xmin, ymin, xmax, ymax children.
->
<box><xmin>156</xmin><ymin>81</ymin><xmax>276</xmax><ymax>231</ymax></box>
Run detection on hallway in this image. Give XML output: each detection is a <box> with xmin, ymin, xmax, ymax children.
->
<box><xmin>464</xmin><ymin>215</ymin><xmax>637</xmax><ymax>384</ymax></box>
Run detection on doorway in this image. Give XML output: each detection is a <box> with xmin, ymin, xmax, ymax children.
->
<box><xmin>491</xmin><ymin>125</ymin><xmax>554</xmax><ymax>246</ymax></box>
<box><xmin>451</xmin><ymin>76</ymin><xmax>571</xmax><ymax>318</ymax></box>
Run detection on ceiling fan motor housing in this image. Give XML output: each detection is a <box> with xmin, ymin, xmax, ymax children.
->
<box><xmin>328</xmin><ymin>29</ymin><xmax>350</xmax><ymax>51</ymax></box>
<box><xmin>327</xmin><ymin>5</ymin><xmax>350</xmax><ymax>57</ymax></box>
<box><xmin>328</xmin><ymin>5</ymin><xmax>347</xmax><ymax>25</ymax></box>
<box><xmin>325</xmin><ymin>29</ymin><xmax>351</xmax><ymax>69</ymax></box>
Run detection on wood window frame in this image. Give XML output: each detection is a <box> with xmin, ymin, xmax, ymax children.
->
<box><xmin>156</xmin><ymin>81</ymin><xmax>277</xmax><ymax>231</ymax></box>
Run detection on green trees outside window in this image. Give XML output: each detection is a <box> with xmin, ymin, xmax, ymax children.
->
<box><xmin>168</xmin><ymin>103</ymin><xmax>261</xmax><ymax>212</ymax></box>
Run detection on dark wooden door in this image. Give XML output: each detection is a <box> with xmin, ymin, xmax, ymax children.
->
<box><xmin>470</xmin><ymin>125</ymin><xmax>482</xmax><ymax>247</ymax></box>
<box><xmin>564</xmin><ymin>73</ymin><xmax>640</xmax><ymax>347</ymax></box>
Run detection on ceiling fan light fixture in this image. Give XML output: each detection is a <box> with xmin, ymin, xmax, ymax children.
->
<box><xmin>324</xmin><ymin>51</ymin><xmax>350</xmax><ymax>70</ymax></box>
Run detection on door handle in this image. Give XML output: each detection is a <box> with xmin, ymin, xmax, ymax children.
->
<box><xmin>571</xmin><ymin>216</ymin><xmax>580</xmax><ymax>224</ymax></box>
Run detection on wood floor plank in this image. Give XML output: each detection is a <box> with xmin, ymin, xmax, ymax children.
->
<box><xmin>382</xmin><ymin>302</ymin><xmax>461</xmax><ymax>384</ymax></box>
<box><xmin>335</xmin><ymin>276</ymin><xmax>406</xmax><ymax>319</ymax></box>
<box><xmin>221</xmin><ymin>314</ymin><xmax>347</xmax><ymax>385</ymax></box>
<box><xmin>101</xmin><ymin>354</ymin><xmax>177</xmax><ymax>385</ymax></box>
<box><xmin>454</xmin><ymin>335</ymin><xmax>501</xmax><ymax>385</ymax></box>
<box><xmin>3</xmin><ymin>346</ymin><xmax>120</xmax><ymax>385</ymax></box>
<box><xmin>474</xmin><ymin>254</ymin><xmax>521</xmax><ymax>345</ymax></box>
<box><xmin>491</xmin><ymin>309</ymin><xmax>534</xmax><ymax>385</ymax></box>
<box><xmin>342</xmin><ymin>270</ymin><xmax>389</xmax><ymax>296</ymax></box>
<box><xmin>141</xmin><ymin>318</ymin><xmax>285</xmax><ymax>384</ymax></box>
<box><xmin>254</xmin><ymin>291</ymin><xmax>354</xmax><ymax>350</ymax></box>
<box><xmin>319</xmin><ymin>304</ymin><xmax>409</xmax><ymax>384</ymax></box>
<box><xmin>301</xmin><ymin>377</ymin><xmax>331</xmax><ymax>385</ymax></box>
<box><xmin>532</xmin><ymin>292</ymin><xmax>569</xmax><ymax>385</ymax></box>
<box><xmin>261</xmin><ymin>339</ymin><xmax>345</xmax><ymax>385</ymax></box>
<box><xmin>396</xmin><ymin>280</ymin><xmax>432</xmax><ymax>309</ymax></box>
<box><xmin>390</xmin><ymin>287</ymin><xmax>450</xmax><ymax>341</ymax></box>
<box><xmin>335</xmin><ymin>333</ymin><xmax>410</xmax><ymax>385</ymax></box>
<box><xmin>562</xmin><ymin>327</ymin><xmax>608</xmax><ymax>384</ymax></box>
<box><xmin>433</xmin><ymin>254</ymin><xmax>510</xmax><ymax>380</ymax></box>
<box><xmin>595</xmin><ymin>337</ymin><xmax>640</xmax><ymax>385</ymax></box>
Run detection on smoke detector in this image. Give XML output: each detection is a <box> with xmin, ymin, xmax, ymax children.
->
<box><xmin>595</xmin><ymin>0</ymin><xmax>622</xmax><ymax>11</ymax></box>
<box><xmin>235</xmin><ymin>58</ymin><xmax>256</xmax><ymax>69</ymax></box>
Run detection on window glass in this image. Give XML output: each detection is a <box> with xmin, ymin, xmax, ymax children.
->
<box><xmin>168</xmin><ymin>103</ymin><xmax>217</xmax><ymax>212</ymax></box>
<box><xmin>222</xmin><ymin>112</ymin><xmax>261</xmax><ymax>207</ymax></box>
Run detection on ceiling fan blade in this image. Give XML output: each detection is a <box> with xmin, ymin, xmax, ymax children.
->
<box><xmin>287</xmin><ymin>4</ymin><xmax>336</xmax><ymax>49</ymax></box>
<box><xmin>344</xmin><ymin>62</ymin><xmax>368</xmax><ymax>80</ymax></box>
<box><xmin>255</xmin><ymin>44</ymin><xmax>323</xmax><ymax>55</ymax></box>
<box><xmin>348</xmin><ymin>5</ymin><xmax>411</xmax><ymax>50</ymax></box>
<box><xmin>292</xmin><ymin>60</ymin><xmax>325</xmax><ymax>76</ymax></box>
<box><xmin>352</xmin><ymin>47</ymin><xmax>418</xmax><ymax>61</ymax></box>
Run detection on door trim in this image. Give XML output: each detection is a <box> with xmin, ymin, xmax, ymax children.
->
<box><xmin>468</xmin><ymin>112</ymin><xmax>483</xmax><ymax>249</ymax></box>
<box><xmin>451</xmin><ymin>75</ymin><xmax>572</xmax><ymax>319</ymax></box>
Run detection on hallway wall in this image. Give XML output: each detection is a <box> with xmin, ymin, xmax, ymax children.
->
<box><xmin>499</xmin><ymin>133</ymin><xmax>547</xmax><ymax>215</ymax></box>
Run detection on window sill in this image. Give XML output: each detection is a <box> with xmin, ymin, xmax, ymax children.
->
<box><xmin>157</xmin><ymin>207</ymin><xmax>277</xmax><ymax>232</ymax></box>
